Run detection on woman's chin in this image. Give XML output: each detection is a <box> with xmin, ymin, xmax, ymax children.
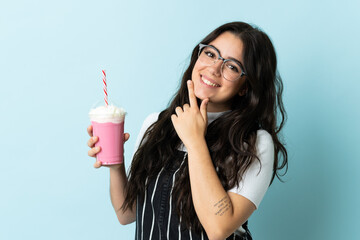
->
<box><xmin>194</xmin><ymin>89</ymin><xmax>210</xmax><ymax>101</ymax></box>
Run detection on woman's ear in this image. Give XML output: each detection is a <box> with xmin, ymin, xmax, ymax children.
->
<box><xmin>238</xmin><ymin>83</ymin><xmax>248</xmax><ymax>97</ymax></box>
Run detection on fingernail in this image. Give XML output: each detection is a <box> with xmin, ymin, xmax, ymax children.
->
<box><xmin>93</xmin><ymin>136</ymin><xmax>97</xmax><ymax>141</ymax></box>
<box><xmin>187</xmin><ymin>80</ymin><xmax>191</xmax><ymax>84</ymax></box>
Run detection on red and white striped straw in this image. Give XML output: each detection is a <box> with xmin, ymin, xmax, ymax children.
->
<box><xmin>102</xmin><ymin>70</ymin><xmax>108</xmax><ymax>106</ymax></box>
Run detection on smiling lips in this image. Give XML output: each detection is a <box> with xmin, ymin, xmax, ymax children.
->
<box><xmin>201</xmin><ymin>75</ymin><xmax>220</xmax><ymax>87</ymax></box>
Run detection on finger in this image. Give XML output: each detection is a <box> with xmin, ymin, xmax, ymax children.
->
<box><xmin>94</xmin><ymin>161</ymin><xmax>102</xmax><ymax>168</ymax></box>
<box><xmin>87</xmin><ymin>136</ymin><xmax>98</xmax><ymax>148</ymax></box>
<box><xmin>200</xmin><ymin>98</ymin><xmax>209</xmax><ymax>122</ymax></box>
<box><xmin>88</xmin><ymin>146</ymin><xmax>101</xmax><ymax>157</ymax></box>
<box><xmin>187</xmin><ymin>80</ymin><xmax>198</xmax><ymax>108</ymax></box>
<box><xmin>124</xmin><ymin>133</ymin><xmax>130</xmax><ymax>142</ymax></box>
<box><xmin>87</xmin><ymin>125</ymin><xmax>93</xmax><ymax>137</ymax></box>
<box><xmin>175</xmin><ymin>106</ymin><xmax>183</xmax><ymax>116</ymax></box>
<box><xmin>171</xmin><ymin>114</ymin><xmax>177</xmax><ymax>124</ymax></box>
<box><xmin>183</xmin><ymin>103</ymin><xmax>190</xmax><ymax>111</ymax></box>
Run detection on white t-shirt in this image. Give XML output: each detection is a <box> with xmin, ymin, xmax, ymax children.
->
<box><xmin>134</xmin><ymin>112</ymin><xmax>274</xmax><ymax>209</ymax></box>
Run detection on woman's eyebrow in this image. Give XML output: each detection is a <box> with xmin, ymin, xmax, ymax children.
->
<box><xmin>228</xmin><ymin>57</ymin><xmax>243</xmax><ymax>66</ymax></box>
<box><xmin>209</xmin><ymin>44</ymin><xmax>243</xmax><ymax>65</ymax></box>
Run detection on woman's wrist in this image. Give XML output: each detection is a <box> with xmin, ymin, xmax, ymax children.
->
<box><xmin>185</xmin><ymin>137</ymin><xmax>207</xmax><ymax>153</ymax></box>
<box><xmin>109</xmin><ymin>163</ymin><xmax>125</xmax><ymax>172</ymax></box>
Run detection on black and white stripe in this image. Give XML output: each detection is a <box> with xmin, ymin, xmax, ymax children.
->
<box><xmin>135</xmin><ymin>151</ymin><xmax>251</xmax><ymax>240</ymax></box>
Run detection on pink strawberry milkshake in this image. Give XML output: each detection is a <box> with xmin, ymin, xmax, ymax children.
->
<box><xmin>89</xmin><ymin>105</ymin><xmax>126</xmax><ymax>165</ymax></box>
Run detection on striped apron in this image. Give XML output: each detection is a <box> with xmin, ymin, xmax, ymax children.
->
<box><xmin>135</xmin><ymin>151</ymin><xmax>252</xmax><ymax>240</ymax></box>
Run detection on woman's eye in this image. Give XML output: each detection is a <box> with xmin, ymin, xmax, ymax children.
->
<box><xmin>204</xmin><ymin>50</ymin><xmax>216</xmax><ymax>59</ymax></box>
<box><xmin>226</xmin><ymin>63</ymin><xmax>239</xmax><ymax>73</ymax></box>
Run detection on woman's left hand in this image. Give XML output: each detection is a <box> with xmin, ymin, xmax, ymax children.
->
<box><xmin>171</xmin><ymin>80</ymin><xmax>209</xmax><ymax>148</ymax></box>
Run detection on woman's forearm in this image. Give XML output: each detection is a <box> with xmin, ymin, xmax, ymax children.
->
<box><xmin>187</xmin><ymin>139</ymin><xmax>237</xmax><ymax>240</ymax></box>
<box><xmin>109</xmin><ymin>165</ymin><xmax>136</xmax><ymax>225</ymax></box>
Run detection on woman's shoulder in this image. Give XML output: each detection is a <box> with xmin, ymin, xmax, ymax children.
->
<box><xmin>228</xmin><ymin>129</ymin><xmax>275</xmax><ymax>209</ymax></box>
<box><xmin>142</xmin><ymin>112</ymin><xmax>160</xmax><ymax>128</ymax></box>
<box><xmin>144</xmin><ymin>112</ymin><xmax>160</xmax><ymax>125</ymax></box>
<box><xmin>256</xmin><ymin>129</ymin><xmax>273</xmax><ymax>144</ymax></box>
<box><xmin>134</xmin><ymin>112</ymin><xmax>160</xmax><ymax>151</ymax></box>
<box><xmin>255</xmin><ymin>129</ymin><xmax>274</xmax><ymax>157</ymax></box>
<box><xmin>138</xmin><ymin>112</ymin><xmax>160</xmax><ymax>135</ymax></box>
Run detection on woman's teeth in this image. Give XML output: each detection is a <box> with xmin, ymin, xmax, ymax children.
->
<box><xmin>201</xmin><ymin>76</ymin><xmax>219</xmax><ymax>87</ymax></box>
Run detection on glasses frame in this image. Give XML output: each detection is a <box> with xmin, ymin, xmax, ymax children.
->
<box><xmin>198</xmin><ymin>43</ymin><xmax>247</xmax><ymax>81</ymax></box>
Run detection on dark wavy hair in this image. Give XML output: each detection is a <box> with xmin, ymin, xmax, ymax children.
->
<box><xmin>122</xmin><ymin>21</ymin><xmax>288</xmax><ymax>234</ymax></box>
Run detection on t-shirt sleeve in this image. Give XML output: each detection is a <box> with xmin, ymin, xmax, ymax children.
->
<box><xmin>133</xmin><ymin>112</ymin><xmax>160</xmax><ymax>153</ymax></box>
<box><xmin>227</xmin><ymin>130</ymin><xmax>275</xmax><ymax>209</ymax></box>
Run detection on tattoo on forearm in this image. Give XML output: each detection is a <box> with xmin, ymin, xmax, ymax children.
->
<box><xmin>214</xmin><ymin>195</ymin><xmax>232</xmax><ymax>216</ymax></box>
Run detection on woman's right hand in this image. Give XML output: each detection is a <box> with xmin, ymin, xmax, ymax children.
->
<box><xmin>87</xmin><ymin>125</ymin><xmax>130</xmax><ymax>169</ymax></box>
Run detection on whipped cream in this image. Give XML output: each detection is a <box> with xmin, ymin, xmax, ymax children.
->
<box><xmin>89</xmin><ymin>105</ymin><xmax>126</xmax><ymax>123</ymax></box>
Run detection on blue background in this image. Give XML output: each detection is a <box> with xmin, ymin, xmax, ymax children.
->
<box><xmin>1</xmin><ymin>0</ymin><xmax>359</xmax><ymax>239</ymax></box>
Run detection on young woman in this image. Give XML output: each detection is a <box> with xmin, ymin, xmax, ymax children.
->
<box><xmin>87</xmin><ymin>21</ymin><xmax>288</xmax><ymax>240</ymax></box>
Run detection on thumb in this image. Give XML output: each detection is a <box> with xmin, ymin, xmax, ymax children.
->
<box><xmin>94</xmin><ymin>161</ymin><xmax>102</xmax><ymax>168</ymax></box>
<box><xmin>200</xmin><ymin>98</ymin><xmax>209</xmax><ymax>122</ymax></box>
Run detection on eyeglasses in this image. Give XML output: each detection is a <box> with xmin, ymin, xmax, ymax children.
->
<box><xmin>198</xmin><ymin>43</ymin><xmax>246</xmax><ymax>82</ymax></box>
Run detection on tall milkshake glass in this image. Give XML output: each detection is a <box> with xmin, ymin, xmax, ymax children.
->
<box><xmin>89</xmin><ymin>102</ymin><xmax>126</xmax><ymax>165</ymax></box>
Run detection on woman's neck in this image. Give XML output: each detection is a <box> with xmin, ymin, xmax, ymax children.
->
<box><xmin>206</xmin><ymin>101</ymin><xmax>232</xmax><ymax>113</ymax></box>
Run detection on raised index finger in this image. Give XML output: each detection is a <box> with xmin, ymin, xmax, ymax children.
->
<box><xmin>187</xmin><ymin>80</ymin><xmax>198</xmax><ymax>108</ymax></box>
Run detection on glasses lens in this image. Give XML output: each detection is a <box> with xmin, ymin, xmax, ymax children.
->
<box><xmin>199</xmin><ymin>46</ymin><xmax>219</xmax><ymax>65</ymax></box>
<box><xmin>223</xmin><ymin>60</ymin><xmax>242</xmax><ymax>81</ymax></box>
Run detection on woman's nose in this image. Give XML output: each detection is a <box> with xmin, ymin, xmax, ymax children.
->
<box><xmin>207</xmin><ymin>59</ymin><xmax>223</xmax><ymax>77</ymax></box>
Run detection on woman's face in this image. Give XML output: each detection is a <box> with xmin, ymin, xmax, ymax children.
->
<box><xmin>191</xmin><ymin>31</ymin><xmax>247</xmax><ymax>112</ymax></box>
